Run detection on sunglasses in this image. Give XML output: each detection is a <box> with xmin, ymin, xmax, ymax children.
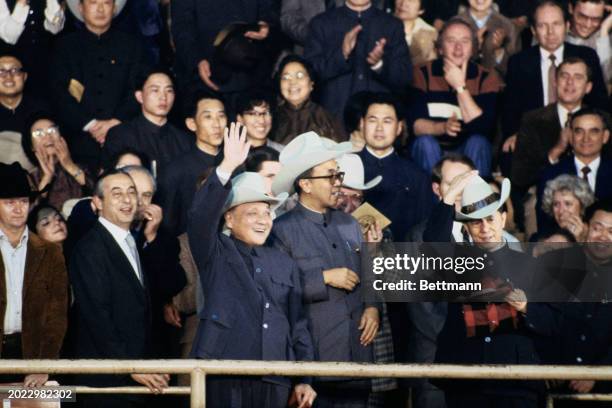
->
<box><xmin>302</xmin><ymin>172</ymin><xmax>345</xmax><ymax>184</ymax></box>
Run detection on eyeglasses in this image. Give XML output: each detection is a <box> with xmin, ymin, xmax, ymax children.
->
<box><xmin>281</xmin><ymin>71</ymin><xmax>308</xmax><ymax>81</ymax></box>
<box><xmin>302</xmin><ymin>172</ymin><xmax>345</xmax><ymax>184</ymax></box>
<box><xmin>31</xmin><ymin>126</ymin><xmax>59</xmax><ymax>138</ymax></box>
<box><xmin>0</xmin><ymin>67</ymin><xmax>24</xmax><ymax>78</ymax></box>
<box><xmin>338</xmin><ymin>191</ymin><xmax>363</xmax><ymax>202</ymax></box>
<box><xmin>244</xmin><ymin>110</ymin><xmax>271</xmax><ymax>118</ymax></box>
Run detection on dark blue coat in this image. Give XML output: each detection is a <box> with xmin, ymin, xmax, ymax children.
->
<box><xmin>359</xmin><ymin>148</ymin><xmax>434</xmax><ymax>241</ymax></box>
<box><xmin>536</xmin><ymin>155</ymin><xmax>612</xmax><ymax>234</ymax></box>
<box><xmin>270</xmin><ymin>203</ymin><xmax>376</xmax><ymax>368</ymax></box>
<box><xmin>304</xmin><ymin>5</ymin><xmax>412</xmax><ymax>117</ymax></box>
<box><xmin>502</xmin><ymin>43</ymin><xmax>608</xmax><ymax>138</ymax></box>
<box><xmin>187</xmin><ymin>171</ymin><xmax>313</xmax><ymax>387</ymax></box>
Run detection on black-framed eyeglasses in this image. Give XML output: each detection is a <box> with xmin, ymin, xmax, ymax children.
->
<box><xmin>0</xmin><ymin>67</ymin><xmax>24</xmax><ymax>78</ymax></box>
<box><xmin>302</xmin><ymin>172</ymin><xmax>345</xmax><ymax>184</ymax></box>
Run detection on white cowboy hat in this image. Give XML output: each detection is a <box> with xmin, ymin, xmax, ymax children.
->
<box><xmin>66</xmin><ymin>0</ymin><xmax>128</xmax><ymax>22</ymax></box>
<box><xmin>337</xmin><ymin>154</ymin><xmax>381</xmax><ymax>191</ymax></box>
<box><xmin>223</xmin><ymin>172</ymin><xmax>288</xmax><ymax>213</ymax></box>
<box><xmin>272</xmin><ymin>131</ymin><xmax>353</xmax><ymax>195</ymax></box>
<box><xmin>456</xmin><ymin>176</ymin><xmax>511</xmax><ymax>221</ymax></box>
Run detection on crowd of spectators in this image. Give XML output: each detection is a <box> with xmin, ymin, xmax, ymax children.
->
<box><xmin>0</xmin><ymin>0</ymin><xmax>611</xmax><ymax>407</ymax></box>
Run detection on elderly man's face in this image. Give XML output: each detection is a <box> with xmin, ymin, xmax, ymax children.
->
<box><xmin>225</xmin><ymin>202</ymin><xmax>272</xmax><ymax>246</ymax></box>
<box><xmin>299</xmin><ymin>160</ymin><xmax>343</xmax><ymax>209</ymax></box>
<box><xmin>80</xmin><ymin>0</ymin><xmax>114</xmax><ymax>34</ymax></box>
<box><xmin>125</xmin><ymin>170</ymin><xmax>154</xmax><ymax>221</ymax></box>
<box><xmin>570</xmin><ymin>114</ymin><xmax>610</xmax><ymax>161</ymax></box>
<box><xmin>585</xmin><ymin>209</ymin><xmax>612</xmax><ymax>263</ymax></box>
<box><xmin>557</xmin><ymin>62</ymin><xmax>592</xmax><ymax>107</ymax></box>
<box><xmin>440</xmin><ymin>23</ymin><xmax>473</xmax><ymax>66</ymax></box>
<box><xmin>570</xmin><ymin>0</ymin><xmax>605</xmax><ymax>39</ymax></box>
<box><xmin>93</xmin><ymin>173</ymin><xmax>137</xmax><ymax>230</ymax></box>
<box><xmin>0</xmin><ymin>56</ymin><xmax>26</xmax><ymax>98</ymax></box>
<box><xmin>532</xmin><ymin>3</ymin><xmax>566</xmax><ymax>52</ymax></box>
<box><xmin>465</xmin><ymin>210</ymin><xmax>507</xmax><ymax>250</ymax></box>
<box><xmin>0</xmin><ymin>197</ymin><xmax>29</xmax><ymax>233</ymax></box>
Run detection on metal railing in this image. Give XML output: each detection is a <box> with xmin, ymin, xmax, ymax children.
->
<box><xmin>0</xmin><ymin>360</ymin><xmax>611</xmax><ymax>407</ymax></box>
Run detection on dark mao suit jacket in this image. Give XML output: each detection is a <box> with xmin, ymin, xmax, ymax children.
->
<box><xmin>187</xmin><ymin>172</ymin><xmax>313</xmax><ymax>387</ymax></box>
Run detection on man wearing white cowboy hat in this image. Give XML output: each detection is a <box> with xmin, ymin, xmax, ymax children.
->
<box><xmin>50</xmin><ymin>0</ymin><xmax>146</xmax><ymax>172</ymax></box>
<box><xmin>426</xmin><ymin>174</ymin><xmax>550</xmax><ymax>408</ymax></box>
<box><xmin>270</xmin><ymin>131</ymin><xmax>382</xmax><ymax>407</ymax></box>
<box><xmin>335</xmin><ymin>153</ymin><xmax>382</xmax><ymax>214</ymax></box>
<box><xmin>188</xmin><ymin>123</ymin><xmax>316</xmax><ymax>408</ymax></box>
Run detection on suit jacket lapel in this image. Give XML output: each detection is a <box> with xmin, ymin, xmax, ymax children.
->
<box><xmin>23</xmin><ymin>234</ymin><xmax>45</xmax><ymax>302</ymax></box>
<box><xmin>0</xmin><ymin>249</ymin><xmax>6</xmax><ymax>332</ymax></box>
<box><xmin>95</xmin><ymin>224</ymin><xmax>146</xmax><ymax>302</ymax></box>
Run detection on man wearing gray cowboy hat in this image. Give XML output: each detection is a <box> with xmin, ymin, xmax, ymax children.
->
<box><xmin>188</xmin><ymin>123</ymin><xmax>316</xmax><ymax>408</ymax></box>
<box><xmin>0</xmin><ymin>162</ymin><xmax>68</xmax><ymax>387</ymax></box>
<box><xmin>270</xmin><ymin>131</ymin><xmax>382</xmax><ymax>407</ymax></box>
<box><xmin>50</xmin><ymin>0</ymin><xmax>146</xmax><ymax>172</ymax></box>
<box><xmin>425</xmin><ymin>174</ymin><xmax>551</xmax><ymax>408</ymax></box>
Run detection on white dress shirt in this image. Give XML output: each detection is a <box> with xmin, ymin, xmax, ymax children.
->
<box><xmin>0</xmin><ymin>227</ymin><xmax>28</xmax><ymax>335</ymax></box>
<box><xmin>98</xmin><ymin>217</ymin><xmax>141</xmax><ymax>282</ymax></box>
<box><xmin>557</xmin><ymin>103</ymin><xmax>581</xmax><ymax>128</ymax></box>
<box><xmin>366</xmin><ymin>146</ymin><xmax>394</xmax><ymax>159</ymax></box>
<box><xmin>575</xmin><ymin>156</ymin><xmax>600</xmax><ymax>192</ymax></box>
<box><xmin>0</xmin><ymin>0</ymin><xmax>64</xmax><ymax>45</ymax></box>
<box><xmin>540</xmin><ymin>45</ymin><xmax>564</xmax><ymax>106</ymax></box>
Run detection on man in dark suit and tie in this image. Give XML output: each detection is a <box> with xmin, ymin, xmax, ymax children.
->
<box><xmin>501</xmin><ymin>0</ymin><xmax>607</xmax><ymax>153</ymax></box>
<box><xmin>537</xmin><ymin>107</ymin><xmax>612</xmax><ymax>233</ymax></box>
<box><xmin>69</xmin><ymin>169</ymin><xmax>169</xmax><ymax>407</ymax></box>
<box><xmin>511</xmin><ymin>56</ymin><xmax>592</xmax><ymax>232</ymax></box>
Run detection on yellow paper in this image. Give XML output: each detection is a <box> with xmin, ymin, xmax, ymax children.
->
<box><xmin>68</xmin><ymin>78</ymin><xmax>85</xmax><ymax>103</ymax></box>
<box><xmin>351</xmin><ymin>202</ymin><xmax>391</xmax><ymax>234</ymax></box>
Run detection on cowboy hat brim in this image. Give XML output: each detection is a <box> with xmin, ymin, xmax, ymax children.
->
<box><xmin>455</xmin><ymin>178</ymin><xmax>511</xmax><ymax>221</ymax></box>
<box><xmin>223</xmin><ymin>190</ymin><xmax>289</xmax><ymax>213</ymax></box>
<box><xmin>66</xmin><ymin>0</ymin><xmax>128</xmax><ymax>22</ymax></box>
<box><xmin>344</xmin><ymin>175</ymin><xmax>382</xmax><ymax>191</ymax></box>
<box><xmin>272</xmin><ymin>142</ymin><xmax>353</xmax><ymax>196</ymax></box>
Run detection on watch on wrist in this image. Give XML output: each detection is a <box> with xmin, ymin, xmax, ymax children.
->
<box><xmin>455</xmin><ymin>85</ymin><xmax>467</xmax><ymax>94</ymax></box>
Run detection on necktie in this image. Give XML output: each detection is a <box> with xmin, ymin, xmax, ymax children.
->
<box><xmin>581</xmin><ymin>166</ymin><xmax>591</xmax><ymax>182</ymax></box>
<box><xmin>548</xmin><ymin>53</ymin><xmax>557</xmax><ymax>104</ymax></box>
<box><xmin>125</xmin><ymin>233</ymin><xmax>143</xmax><ymax>284</ymax></box>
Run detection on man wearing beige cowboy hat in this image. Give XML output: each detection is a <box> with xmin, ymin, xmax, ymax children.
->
<box><xmin>425</xmin><ymin>173</ymin><xmax>550</xmax><ymax>408</ymax></box>
<box><xmin>188</xmin><ymin>123</ymin><xmax>316</xmax><ymax>408</ymax></box>
<box><xmin>270</xmin><ymin>131</ymin><xmax>382</xmax><ymax>407</ymax></box>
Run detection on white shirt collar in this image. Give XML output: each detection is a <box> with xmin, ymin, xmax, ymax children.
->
<box><xmin>0</xmin><ymin>227</ymin><xmax>29</xmax><ymax>248</ymax></box>
<box><xmin>575</xmin><ymin>156</ymin><xmax>601</xmax><ymax>174</ymax></box>
<box><xmin>540</xmin><ymin>45</ymin><xmax>564</xmax><ymax>64</ymax></box>
<box><xmin>366</xmin><ymin>146</ymin><xmax>394</xmax><ymax>159</ymax></box>
<box><xmin>98</xmin><ymin>217</ymin><xmax>131</xmax><ymax>243</ymax></box>
<box><xmin>556</xmin><ymin>103</ymin><xmax>581</xmax><ymax>127</ymax></box>
<box><xmin>470</xmin><ymin>10</ymin><xmax>492</xmax><ymax>29</ymax></box>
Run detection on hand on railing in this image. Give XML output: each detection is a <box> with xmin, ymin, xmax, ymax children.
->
<box><xmin>130</xmin><ymin>374</ymin><xmax>170</xmax><ymax>394</ymax></box>
<box><xmin>23</xmin><ymin>374</ymin><xmax>48</xmax><ymax>387</ymax></box>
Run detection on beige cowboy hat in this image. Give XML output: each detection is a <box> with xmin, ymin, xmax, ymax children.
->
<box><xmin>456</xmin><ymin>176</ymin><xmax>511</xmax><ymax>221</ymax></box>
<box><xmin>66</xmin><ymin>0</ymin><xmax>128</xmax><ymax>22</ymax></box>
<box><xmin>337</xmin><ymin>153</ymin><xmax>381</xmax><ymax>191</ymax></box>
<box><xmin>272</xmin><ymin>131</ymin><xmax>352</xmax><ymax>196</ymax></box>
<box><xmin>223</xmin><ymin>172</ymin><xmax>288</xmax><ymax>213</ymax></box>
